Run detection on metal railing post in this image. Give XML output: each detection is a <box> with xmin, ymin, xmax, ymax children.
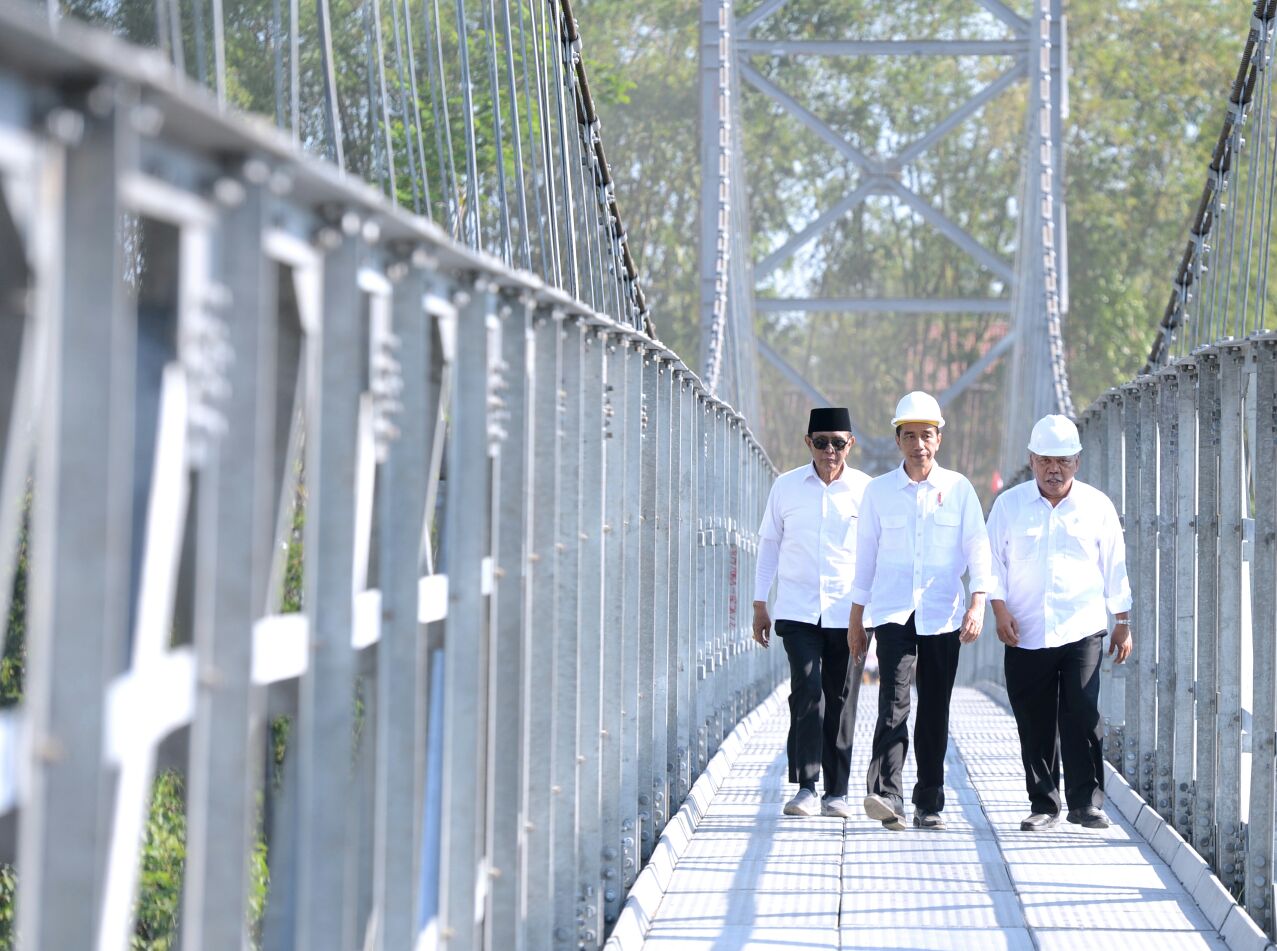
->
<box><xmin>522</xmin><ymin>306</ymin><xmax>562</xmax><ymax>949</ymax></box>
<box><xmin>551</xmin><ymin>316</ymin><xmax>583</xmax><ymax>949</ymax></box>
<box><xmin>619</xmin><ymin>340</ymin><xmax>643</xmax><ymax>890</ymax></box>
<box><xmin>1196</xmin><ymin>348</ymin><xmax>1222</xmax><ymax>864</ymax></box>
<box><xmin>295</xmin><ymin>214</ymin><xmax>362</xmax><ymax>951</ymax></box>
<box><xmin>575</xmin><ymin>324</ymin><xmax>607</xmax><ymax>947</ymax></box>
<box><xmin>1247</xmin><ymin>334</ymin><xmax>1277</xmax><ymax>933</ymax></box>
<box><xmin>181</xmin><ymin>172</ymin><xmax>275</xmax><ymax>951</ymax></box>
<box><xmin>20</xmin><ymin>84</ymin><xmax>136</xmax><ymax>951</ymax></box>
<box><xmin>1155</xmin><ymin>368</ymin><xmax>1178</xmax><ymax>815</ymax></box>
<box><xmin>484</xmin><ymin>288</ymin><xmax>533</xmax><ymax>951</ymax></box>
<box><xmin>637</xmin><ymin>352</ymin><xmax>659</xmax><ymax>860</ymax></box>
<box><xmin>1173</xmin><ymin>359</ymin><xmax>1199</xmax><ymax>838</ymax></box>
<box><xmin>1134</xmin><ymin>376</ymin><xmax>1159</xmax><ymax>806</ymax></box>
<box><xmin>437</xmin><ymin>277</ymin><xmax>498</xmax><ymax>951</ymax></box>
<box><xmin>599</xmin><ymin>332</ymin><xmax>627</xmax><ymax>928</ymax></box>
<box><xmin>1218</xmin><ymin>340</ymin><xmax>1248</xmax><ymax>893</ymax></box>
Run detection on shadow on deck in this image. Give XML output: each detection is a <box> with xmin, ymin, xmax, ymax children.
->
<box><xmin>608</xmin><ymin>685</ymin><xmax>1273</xmax><ymax>951</ymax></box>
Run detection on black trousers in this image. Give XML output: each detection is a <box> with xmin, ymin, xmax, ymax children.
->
<box><xmin>776</xmin><ymin>619</ymin><xmax>864</xmax><ymax>796</ymax></box>
<box><xmin>866</xmin><ymin>614</ymin><xmax>961</xmax><ymax>814</ymax></box>
<box><xmin>1004</xmin><ymin>632</ymin><xmax>1105</xmax><ymax>814</ymax></box>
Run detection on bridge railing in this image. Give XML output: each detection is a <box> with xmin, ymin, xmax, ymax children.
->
<box><xmin>1077</xmin><ymin>340</ymin><xmax>1277</xmax><ymax>936</ymax></box>
<box><xmin>1075</xmin><ymin>0</ymin><xmax>1277</xmax><ymax>936</ymax></box>
<box><xmin>0</xmin><ymin>6</ymin><xmax>781</xmax><ymax>949</ymax></box>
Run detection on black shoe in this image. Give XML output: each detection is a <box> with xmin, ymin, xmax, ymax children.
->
<box><xmin>1020</xmin><ymin>811</ymin><xmax>1060</xmax><ymax>831</ymax></box>
<box><xmin>913</xmin><ymin>811</ymin><xmax>945</xmax><ymax>830</ymax></box>
<box><xmin>864</xmin><ymin>794</ymin><xmax>906</xmax><ymax>831</ymax></box>
<box><xmin>1067</xmin><ymin>806</ymin><xmax>1111</xmax><ymax>829</ymax></box>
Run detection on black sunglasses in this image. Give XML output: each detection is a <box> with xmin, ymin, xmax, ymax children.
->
<box><xmin>810</xmin><ymin>436</ymin><xmax>849</xmax><ymax>451</ymax></box>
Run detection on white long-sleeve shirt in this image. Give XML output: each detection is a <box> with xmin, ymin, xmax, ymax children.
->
<box><xmin>851</xmin><ymin>462</ymin><xmax>992</xmax><ymax>636</ymax></box>
<box><xmin>986</xmin><ymin>478</ymin><xmax>1133</xmax><ymax>650</ymax></box>
<box><xmin>754</xmin><ymin>462</ymin><xmax>872</xmax><ymax>625</ymax></box>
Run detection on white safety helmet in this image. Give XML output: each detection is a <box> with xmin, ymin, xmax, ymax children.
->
<box><xmin>891</xmin><ymin>391</ymin><xmax>945</xmax><ymax>429</ymax></box>
<box><xmin>1028</xmin><ymin>414</ymin><xmax>1082</xmax><ymax>456</ymax></box>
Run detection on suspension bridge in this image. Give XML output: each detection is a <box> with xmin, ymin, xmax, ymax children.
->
<box><xmin>0</xmin><ymin>0</ymin><xmax>1275</xmax><ymax>948</ymax></box>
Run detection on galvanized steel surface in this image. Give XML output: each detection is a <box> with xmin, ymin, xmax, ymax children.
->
<box><xmin>0</xmin><ymin>6</ymin><xmax>783</xmax><ymax>949</ymax></box>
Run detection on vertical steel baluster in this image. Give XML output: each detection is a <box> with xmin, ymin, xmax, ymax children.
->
<box><xmin>664</xmin><ymin>368</ymin><xmax>683</xmax><ymax>813</ymax></box>
<box><xmin>21</xmin><ymin>85</ymin><xmax>136</xmax><ymax>951</ymax></box>
<box><xmin>483</xmin><ymin>289</ymin><xmax>532</xmax><ymax>951</ymax></box>
<box><xmin>296</xmin><ymin>215</ymin><xmax>363</xmax><ymax>951</ymax></box>
<box><xmin>637</xmin><ymin>352</ymin><xmax>658</xmax><ymax>860</ymax></box>
<box><xmin>1135</xmin><ymin>377</ymin><xmax>1159</xmax><ymax>805</ymax></box>
<box><xmin>1217</xmin><ymin>340</ymin><xmax>1248</xmax><ymax>892</ymax></box>
<box><xmin>551</xmin><ymin>316</ymin><xmax>583</xmax><ymax>948</ymax></box>
<box><xmin>182</xmin><ymin>173</ymin><xmax>275</xmax><ymax>951</ymax></box>
<box><xmin>619</xmin><ymin>339</ymin><xmax>643</xmax><ymax>889</ymax></box>
<box><xmin>1155</xmin><ymin>369</ymin><xmax>1178</xmax><ymax>815</ymax></box>
<box><xmin>1248</xmin><ymin>335</ymin><xmax>1277</xmax><ymax>932</ymax></box>
<box><xmin>522</xmin><ymin>306</ymin><xmax>561</xmax><ymax>949</ymax></box>
<box><xmin>1196</xmin><ymin>348</ymin><xmax>1222</xmax><ymax>863</ymax></box>
<box><xmin>650</xmin><ymin>357</ymin><xmax>671</xmax><ymax>838</ymax></box>
<box><xmin>599</xmin><ymin>333</ymin><xmax>626</xmax><ymax>928</ymax></box>
<box><xmin>437</xmin><ymin>276</ymin><xmax>498</xmax><ymax>951</ymax></box>
<box><xmin>1173</xmin><ymin>359</ymin><xmax>1199</xmax><ymax>838</ymax></box>
<box><xmin>575</xmin><ymin>326</ymin><xmax>606</xmax><ymax>947</ymax></box>
<box><xmin>1121</xmin><ymin>383</ymin><xmax>1142</xmax><ymax>786</ymax></box>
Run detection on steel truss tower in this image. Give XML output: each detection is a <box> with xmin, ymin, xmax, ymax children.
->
<box><xmin>700</xmin><ymin>0</ymin><xmax>1072</xmax><ymax>471</ymax></box>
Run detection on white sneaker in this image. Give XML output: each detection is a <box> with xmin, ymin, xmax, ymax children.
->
<box><xmin>822</xmin><ymin>795</ymin><xmax>854</xmax><ymax>818</ymax></box>
<box><xmin>864</xmin><ymin>793</ymin><xmax>906</xmax><ymax>830</ymax></box>
<box><xmin>783</xmin><ymin>787</ymin><xmax>820</xmax><ymax>817</ymax></box>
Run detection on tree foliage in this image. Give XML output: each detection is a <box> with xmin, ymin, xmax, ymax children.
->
<box><xmin>579</xmin><ymin>0</ymin><xmax>1252</xmax><ymax>480</ymax></box>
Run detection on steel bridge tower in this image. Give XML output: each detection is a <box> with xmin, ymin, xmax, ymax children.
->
<box><xmin>700</xmin><ymin>0</ymin><xmax>1073</xmax><ymax>472</ymax></box>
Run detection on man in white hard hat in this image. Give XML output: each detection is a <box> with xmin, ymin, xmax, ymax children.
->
<box><xmin>986</xmin><ymin>414</ymin><xmax>1132</xmax><ymax>831</ymax></box>
<box><xmin>753</xmin><ymin>407</ymin><xmax>872</xmax><ymax>818</ymax></box>
<box><xmin>848</xmin><ymin>392</ymin><xmax>992</xmax><ymax>830</ymax></box>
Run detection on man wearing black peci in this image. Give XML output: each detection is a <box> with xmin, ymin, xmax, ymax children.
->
<box><xmin>752</xmin><ymin>407</ymin><xmax>871</xmax><ymax>818</ymax></box>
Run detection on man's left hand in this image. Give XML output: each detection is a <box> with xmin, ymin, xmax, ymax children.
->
<box><xmin>959</xmin><ymin>605</ymin><xmax>983</xmax><ymax>644</ymax></box>
<box><xmin>1109</xmin><ymin>623</ymin><xmax>1132</xmax><ymax>664</ymax></box>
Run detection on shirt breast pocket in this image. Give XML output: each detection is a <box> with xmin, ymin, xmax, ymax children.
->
<box><xmin>842</xmin><ymin>514</ymin><xmax>859</xmax><ymax>548</ymax></box>
<box><xmin>932</xmin><ymin>509</ymin><xmax>961</xmax><ymax>548</ymax></box>
<box><xmin>1011</xmin><ymin>525</ymin><xmax>1043</xmax><ymax>561</ymax></box>
<box><xmin>880</xmin><ymin>514</ymin><xmax>908</xmax><ymax>551</ymax></box>
<box><xmin>1062</xmin><ymin>515</ymin><xmax>1098</xmax><ymax>557</ymax></box>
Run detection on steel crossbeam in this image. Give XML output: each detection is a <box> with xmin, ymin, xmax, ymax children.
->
<box><xmin>702</xmin><ymin>0</ymin><xmax>1058</xmax><ymax>435</ymax></box>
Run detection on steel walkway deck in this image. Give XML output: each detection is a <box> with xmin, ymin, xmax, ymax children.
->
<box><xmin>622</xmin><ymin>685</ymin><xmax>1270</xmax><ymax>951</ymax></box>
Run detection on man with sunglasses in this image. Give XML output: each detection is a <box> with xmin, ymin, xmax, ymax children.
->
<box><xmin>753</xmin><ymin>407</ymin><xmax>871</xmax><ymax>818</ymax></box>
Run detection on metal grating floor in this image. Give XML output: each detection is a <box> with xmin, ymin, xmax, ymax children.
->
<box><xmin>637</xmin><ymin>685</ymin><xmax>1231</xmax><ymax>950</ymax></box>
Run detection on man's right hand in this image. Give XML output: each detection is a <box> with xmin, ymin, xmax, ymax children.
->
<box><xmin>752</xmin><ymin>601</ymin><xmax>772</xmax><ymax>648</ymax></box>
<box><xmin>992</xmin><ymin>600</ymin><xmax>1019</xmax><ymax>647</ymax></box>
<box><xmin>848</xmin><ymin>620</ymin><xmax>868</xmax><ymax>666</ymax></box>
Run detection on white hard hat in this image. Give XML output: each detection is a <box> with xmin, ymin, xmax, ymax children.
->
<box><xmin>1028</xmin><ymin>414</ymin><xmax>1082</xmax><ymax>455</ymax></box>
<box><xmin>891</xmin><ymin>391</ymin><xmax>945</xmax><ymax>429</ymax></box>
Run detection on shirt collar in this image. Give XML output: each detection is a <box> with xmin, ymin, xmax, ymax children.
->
<box><xmin>1034</xmin><ymin>480</ymin><xmax>1078</xmax><ymax>510</ymax></box>
<box><xmin>892</xmin><ymin>460</ymin><xmax>948</xmax><ymax>490</ymax></box>
<box><xmin>804</xmin><ymin>461</ymin><xmax>856</xmax><ymax>487</ymax></box>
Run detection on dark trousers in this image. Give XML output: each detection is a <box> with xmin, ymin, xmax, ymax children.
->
<box><xmin>1004</xmin><ymin>632</ymin><xmax>1105</xmax><ymax>815</ymax></box>
<box><xmin>866</xmin><ymin>614</ymin><xmax>961</xmax><ymax>814</ymax></box>
<box><xmin>776</xmin><ymin>619</ymin><xmax>864</xmax><ymax>796</ymax></box>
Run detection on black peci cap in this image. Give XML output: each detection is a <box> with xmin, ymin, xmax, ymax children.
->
<box><xmin>807</xmin><ymin>407</ymin><xmax>852</xmax><ymax>434</ymax></box>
